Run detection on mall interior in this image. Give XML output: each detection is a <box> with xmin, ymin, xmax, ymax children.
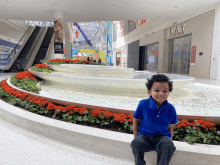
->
<box><xmin>0</xmin><ymin>0</ymin><xmax>220</xmax><ymax>165</ymax></box>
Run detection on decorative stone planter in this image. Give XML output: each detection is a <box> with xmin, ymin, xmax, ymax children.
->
<box><xmin>0</xmin><ymin>99</ymin><xmax>219</xmax><ymax>165</ymax></box>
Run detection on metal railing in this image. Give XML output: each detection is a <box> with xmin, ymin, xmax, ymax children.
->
<box><xmin>41</xmin><ymin>28</ymin><xmax>55</xmax><ymax>64</ymax></box>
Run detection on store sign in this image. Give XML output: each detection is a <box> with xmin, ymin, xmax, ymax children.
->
<box><xmin>170</xmin><ymin>23</ymin><xmax>185</xmax><ymax>38</ymax></box>
<box><xmin>190</xmin><ymin>46</ymin><xmax>196</xmax><ymax>65</ymax></box>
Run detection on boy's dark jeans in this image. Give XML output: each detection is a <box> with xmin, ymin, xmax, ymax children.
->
<box><xmin>130</xmin><ymin>134</ymin><xmax>176</xmax><ymax>165</ymax></box>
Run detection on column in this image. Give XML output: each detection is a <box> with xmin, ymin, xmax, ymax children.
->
<box><xmin>65</xmin><ymin>33</ymin><xmax>71</xmax><ymax>59</ymax></box>
<box><xmin>210</xmin><ymin>2</ymin><xmax>220</xmax><ymax>80</ymax></box>
<box><xmin>123</xmin><ymin>20</ymin><xmax>129</xmax><ymax>36</ymax></box>
<box><xmin>53</xmin><ymin>9</ymin><xmax>65</xmax><ymax>59</ymax></box>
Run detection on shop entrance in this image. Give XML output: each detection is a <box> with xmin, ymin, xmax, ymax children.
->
<box><xmin>144</xmin><ymin>43</ymin><xmax>159</xmax><ymax>72</ymax></box>
<box><xmin>116</xmin><ymin>51</ymin><xmax>121</xmax><ymax>66</ymax></box>
<box><xmin>169</xmin><ymin>35</ymin><xmax>192</xmax><ymax>75</ymax></box>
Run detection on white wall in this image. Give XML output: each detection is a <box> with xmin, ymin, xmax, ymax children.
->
<box><xmin>0</xmin><ymin>19</ymin><xmax>29</xmax><ymax>43</ymax></box>
<box><xmin>112</xmin><ymin>9</ymin><xmax>215</xmax><ymax>78</ymax></box>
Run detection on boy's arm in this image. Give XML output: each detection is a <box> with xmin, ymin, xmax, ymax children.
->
<box><xmin>133</xmin><ymin>118</ymin><xmax>140</xmax><ymax>139</ymax></box>
<box><xmin>168</xmin><ymin>124</ymin><xmax>174</xmax><ymax>140</ymax></box>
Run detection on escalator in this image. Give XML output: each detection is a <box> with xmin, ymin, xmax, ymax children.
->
<box><xmin>10</xmin><ymin>26</ymin><xmax>41</xmax><ymax>72</ymax></box>
<box><xmin>33</xmin><ymin>27</ymin><xmax>54</xmax><ymax>65</ymax></box>
<box><xmin>0</xmin><ymin>22</ymin><xmax>54</xmax><ymax>72</ymax></box>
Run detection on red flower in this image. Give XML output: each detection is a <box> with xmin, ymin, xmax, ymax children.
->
<box><xmin>128</xmin><ymin>114</ymin><xmax>134</xmax><ymax>124</ymax></box>
<box><xmin>16</xmin><ymin>71</ymin><xmax>36</xmax><ymax>79</ymax></box>
<box><xmin>46</xmin><ymin>102</ymin><xmax>55</xmax><ymax>111</ymax></box>
<box><xmin>114</xmin><ymin>113</ymin><xmax>127</xmax><ymax>123</ymax></box>
<box><xmin>35</xmin><ymin>64</ymin><xmax>49</xmax><ymax>69</ymax></box>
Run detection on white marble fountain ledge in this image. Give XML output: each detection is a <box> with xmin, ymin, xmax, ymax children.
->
<box><xmin>39</xmin><ymin>82</ymin><xmax>220</xmax><ymax>117</ymax></box>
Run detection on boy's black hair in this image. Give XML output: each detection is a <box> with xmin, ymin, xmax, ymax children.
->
<box><xmin>145</xmin><ymin>74</ymin><xmax>173</xmax><ymax>92</ymax></box>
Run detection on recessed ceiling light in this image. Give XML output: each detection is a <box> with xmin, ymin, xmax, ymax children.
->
<box><xmin>175</xmin><ymin>6</ymin><xmax>178</xmax><ymax>8</ymax></box>
<box><xmin>113</xmin><ymin>5</ymin><xmax>116</xmax><ymax>6</ymax></box>
<box><xmin>54</xmin><ymin>3</ymin><xmax>57</xmax><ymax>4</ymax></box>
<box><xmin>105</xmin><ymin>18</ymin><xmax>108</xmax><ymax>19</ymax></box>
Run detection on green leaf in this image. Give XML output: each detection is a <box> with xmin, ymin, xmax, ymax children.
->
<box><xmin>103</xmin><ymin>121</ymin><xmax>109</xmax><ymax>125</ymax></box>
<box><xmin>83</xmin><ymin>115</ymin><xmax>88</xmax><ymax>121</ymax></box>
<box><xmin>198</xmin><ymin>131</ymin><xmax>203</xmax><ymax>136</ymax></box>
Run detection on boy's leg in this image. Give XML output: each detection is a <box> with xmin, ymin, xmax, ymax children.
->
<box><xmin>154</xmin><ymin>135</ymin><xmax>176</xmax><ymax>165</ymax></box>
<box><xmin>130</xmin><ymin>134</ymin><xmax>154</xmax><ymax>165</ymax></box>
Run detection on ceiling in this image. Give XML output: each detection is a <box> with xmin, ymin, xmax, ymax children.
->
<box><xmin>0</xmin><ymin>0</ymin><xmax>219</xmax><ymax>22</ymax></box>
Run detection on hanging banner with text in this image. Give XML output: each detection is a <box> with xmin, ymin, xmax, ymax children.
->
<box><xmin>190</xmin><ymin>46</ymin><xmax>196</xmax><ymax>65</ymax></box>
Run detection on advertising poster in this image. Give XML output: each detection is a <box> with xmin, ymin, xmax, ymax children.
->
<box><xmin>108</xmin><ymin>21</ymin><xmax>113</xmax><ymax>44</ymax></box>
<box><xmin>128</xmin><ymin>20</ymin><xmax>136</xmax><ymax>32</ymax></box>
<box><xmin>54</xmin><ymin>18</ymin><xmax>63</xmax><ymax>54</ymax></box>
<box><xmin>119</xmin><ymin>21</ymin><xmax>124</xmax><ymax>37</ymax></box>
<box><xmin>190</xmin><ymin>46</ymin><xmax>196</xmax><ymax>65</ymax></box>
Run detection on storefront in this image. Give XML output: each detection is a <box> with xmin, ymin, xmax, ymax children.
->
<box><xmin>137</xmin><ymin>11</ymin><xmax>214</xmax><ymax>78</ymax></box>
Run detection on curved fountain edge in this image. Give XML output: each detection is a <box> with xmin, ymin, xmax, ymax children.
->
<box><xmin>5</xmin><ymin>76</ymin><xmax>220</xmax><ymax>124</ymax></box>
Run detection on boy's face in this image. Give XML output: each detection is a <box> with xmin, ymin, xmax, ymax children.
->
<box><xmin>148</xmin><ymin>82</ymin><xmax>169</xmax><ymax>106</ymax></box>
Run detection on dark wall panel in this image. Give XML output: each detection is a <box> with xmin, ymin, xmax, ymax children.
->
<box><xmin>127</xmin><ymin>40</ymin><xmax>140</xmax><ymax>70</ymax></box>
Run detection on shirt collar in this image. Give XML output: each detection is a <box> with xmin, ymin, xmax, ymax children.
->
<box><xmin>149</xmin><ymin>96</ymin><xmax>168</xmax><ymax>110</ymax></box>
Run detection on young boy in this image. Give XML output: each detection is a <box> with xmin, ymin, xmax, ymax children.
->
<box><xmin>130</xmin><ymin>74</ymin><xmax>178</xmax><ymax>165</ymax></box>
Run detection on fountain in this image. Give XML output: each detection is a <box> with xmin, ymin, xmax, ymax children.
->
<box><xmin>29</xmin><ymin>64</ymin><xmax>195</xmax><ymax>100</ymax></box>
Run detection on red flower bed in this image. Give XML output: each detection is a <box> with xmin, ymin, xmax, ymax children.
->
<box><xmin>16</xmin><ymin>71</ymin><xmax>36</xmax><ymax>79</ymax></box>
<box><xmin>49</xmin><ymin>58</ymin><xmax>92</xmax><ymax>64</ymax></box>
<box><xmin>176</xmin><ymin>118</ymin><xmax>217</xmax><ymax>131</ymax></box>
<box><xmin>0</xmin><ymin>78</ymin><xmax>133</xmax><ymax>124</ymax></box>
<box><xmin>35</xmin><ymin>64</ymin><xmax>49</xmax><ymax>68</ymax></box>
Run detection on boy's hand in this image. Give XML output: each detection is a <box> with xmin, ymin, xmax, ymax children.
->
<box><xmin>133</xmin><ymin>118</ymin><xmax>140</xmax><ymax>138</ymax></box>
<box><xmin>168</xmin><ymin>124</ymin><xmax>174</xmax><ymax>140</ymax></box>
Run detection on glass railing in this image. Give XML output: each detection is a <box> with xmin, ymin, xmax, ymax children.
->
<box><xmin>0</xmin><ymin>46</ymin><xmax>13</xmax><ymax>66</ymax></box>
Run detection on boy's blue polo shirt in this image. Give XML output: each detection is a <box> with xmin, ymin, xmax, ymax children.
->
<box><xmin>133</xmin><ymin>96</ymin><xmax>178</xmax><ymax>138</ymax></box>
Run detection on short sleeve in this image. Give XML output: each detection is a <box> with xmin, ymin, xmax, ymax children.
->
<box><xmin>170</xmin><ymin>107</ymin><xmax>178</xmax><ymax>124</ymax></box>
<box><xmin>133</xmin><ymin>101</ymin><xmax>143</xmax><ymax>119</ymax></box>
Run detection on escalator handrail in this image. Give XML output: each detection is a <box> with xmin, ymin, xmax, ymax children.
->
<box><xmin>24</xmin><ymin>21</ymin><xmax>48</xmax><ymax>60</ymax></box>
<box><xmin>40</xmin><ymin>26</ymin><xmax>55</xmax><ymax>63</ymax></box>
<box><xmin>20</xmin><ymin>21</ymin><xmax>48</xmax><ymax>70</ymax></box>
<box><xmin>0</xmin><ymin>21</ymin><xmax>35</xmax><ymax>61</ymax></box>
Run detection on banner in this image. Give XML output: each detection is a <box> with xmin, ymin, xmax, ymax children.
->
<box><xmin>71</xmin><ymin>49</ymin><xmax>79</xmax><ymax>55</ymax></box>
<box><xmin>54</xmin><ymin>18</ymin><xmax>63</xmax><ymax>54</ymax></box>
<box><xmin>190</xmin><ymin>46</ymin><xmax>196</xmax><ymax>65</ymax></box>
<box><xmin>108</xmin><ymin>21</ymin><xmax>113</xmax><ymax>45</ymax></box>
<box><xmin>54</xmin><ymin>42</ymin><xmax>63</xmax><ymax>54</ymax></box>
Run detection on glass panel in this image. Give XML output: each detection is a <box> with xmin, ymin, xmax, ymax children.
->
<box><xmin>172</xmin><ymin>35</ymin><xmax>192</xmax><ymax>75</ymax></box>
<box><xmin>128</xmin><ymin>20</ymin><xmax>137</xmax><ymax>33</ymax></box>
<box><xmin>172</xmin><ymin>43</ymin><xmax>180</xmax><ymax>73</ymax></box>
<box><xmin>116</xmin><ymin>52</ymin><xmax>121</xmax><ymax>66</ymax></box>
<box><xmin>144</xmin><ymin>43</ymin><xmax>159</xmax><ymax>72</ymax></box>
